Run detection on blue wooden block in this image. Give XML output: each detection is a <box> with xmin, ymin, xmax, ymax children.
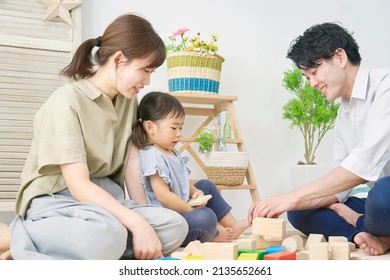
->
<box><xmin>156</xmin><ymin>257</ymin><xmax>181</xmax><ymax>260</ymax></box>
<box><xmin>266</xmin><ymin>245</ymin><xmax>285</xmax><ymax>254</ymax></box>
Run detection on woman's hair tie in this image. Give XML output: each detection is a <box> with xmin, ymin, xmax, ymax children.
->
<box><xmin>138</xmin><ymin>118</ymin><xmax>143</xmax><ymax>123</ymax></box>
<box><xmin>94</xmin><ymin>36</ymin><xmax>102</xmax><ymax>48</ymax></box>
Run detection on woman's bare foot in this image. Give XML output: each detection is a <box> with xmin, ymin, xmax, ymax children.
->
<box><xmin>211</xmin><ymin>225</ymin><xmax>234</xmax><ymax>242</ymax></box>
<box><xmin>328</xmin><ymin>203</ymin><xmax>362</xmax><ymax>227</ymax></box>
<box><xmin>0</xmin><ymin>250</ymin><xmax>12</xmax><ymax>260</ymax></box>
<box><xmin>354</xmin><ymin>232</ymin><xmax>390</xmax><ymax>256</ymax></box>
<box><xmin>231</xmin><ymin>220</ymin><xmax>251</xmax><ymax>239</ymax></box>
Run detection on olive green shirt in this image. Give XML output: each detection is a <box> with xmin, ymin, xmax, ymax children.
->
<box><xmin>16</xmin><ymin>79</ymin><xmax>137</xmax><ymax>217</ymax></box>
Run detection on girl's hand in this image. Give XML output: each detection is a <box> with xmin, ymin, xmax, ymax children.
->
<box><xmin>191</xmin><ymin>188</ymin><xmax>204</xmax><ymax>199</ymax></box>
<box><xmin>190</xmin><ymin>189</ymin><xmax>207</xmax><ymax>208</ymax></box>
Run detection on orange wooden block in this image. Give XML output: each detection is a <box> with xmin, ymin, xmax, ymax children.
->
<box><xmin>264</xmin><ymin>251</ymin><xmax>296</xmax><ymax>260</ymax></box>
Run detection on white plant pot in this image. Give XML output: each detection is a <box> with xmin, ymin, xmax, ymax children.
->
<box><xmin>290</xmin><ymin>164</ymin><xmax>330</xmax><ymax>188</ymax></box>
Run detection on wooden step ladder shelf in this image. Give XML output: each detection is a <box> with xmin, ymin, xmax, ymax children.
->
<box><xmin>169</xmin><ymin>92</ymin><xmax>260</xmax><ymax>202</ymax></box>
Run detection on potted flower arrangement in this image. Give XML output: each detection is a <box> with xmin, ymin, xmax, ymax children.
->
<box><xmin>196</xmin><ymin>127</ymin><xmax>249</xmax><ymax>186</ymax></box>
<box><xmin>282</xmin><ymin>66</ymin><xmax>340</xmax><ymax>186</ymax></box>
<box><xmin>165</xmin><ymin>27</ymin><xmax>225</xmax><ymax>95</ymax></box>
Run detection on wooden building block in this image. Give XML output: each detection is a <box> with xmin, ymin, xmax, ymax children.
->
<box><xmin>184</xmin><ymin>255</ymin><xmax>204</xmax><ymax>260</ymax></box>
<box><xmin>238</xmin><ymin>249</ymin><xmax>267</xmax><ymax>260</ymax></box>
<box><xmin>237</xmin><ymin>253</ymin><xmax>259</xmax><ymax>260</ymax></box>
<box><xmin>266</xmin><ymin>245</ymin><xmax>285</xmax><ymax>254</ymax></box>
<box><xmin>281</xmin><ymin>235</ymin><xmax>304</xmax><ymax>252</ymax></box>
<box><xmin>171</xmin><ymin>250</ymin><xmax>191</xmax><ymax>259</ymax></box>
<box><xmin>252</xmin><ymin>218</ymin><xmax>286</xmax><ymax>239</ymax></box>
<box><xmin>328</xmin><ymin>236</ymin><xmax>348</xmax><ymax>252</ymax></box>
<box><xmin>251</xmin><ymin>234</ymin><xmax>282</xmax><ymax>250</ymax></box>
<box><xmin>235</xmin><ymin>238</ymin><xmax>256</xmax><ymax>250</ymax></box>
<box><xmin>263</xmin><ymin>236</ymin><xmax>283</xmax><ymax>241</ymax></box>
<box><xmin>156</xmin><ymin>257</ymin><xmax>181</xmax><ymax>260</ymax></box>
<box><xmin>264</xmin><ymin>251</ymin><xmax>296</xmax><ymax>260</ymax></box>
<box><xmin>296</xmin><ymin>251</ymin><xmax>309</xmax><ymax>260</ymax></box>
<box><xmin>349</xmin><ymin>242</ymin><xmax>356</xmax><ymax>252</ymax></box>
<box><xmin>200</xmin><ymin>242</ymin><xmax>238</xmax><ymax>260</ymax></box>
<box><xmin>183</xmin><ymin>240</ymin><xmax>202</xmax><ymax>256</ymax></box>
<box><xmin>330</xmin><ymin>242</ymin><xmax>350</xmax><ymax>260</ymax></box>
<box><xmin>187</xmin><ymin>194</ymin><xmax>212</xmax><ymax>207</ymax></box>
<box><xmin>304</xmin><ymin>233</ymin><xmax>325</xmax><ymax>249</ymax></box>
<box><xmin>309</xmin><ymin>243</ymin><xmax>329</xmax><ymax>260</ymax></box>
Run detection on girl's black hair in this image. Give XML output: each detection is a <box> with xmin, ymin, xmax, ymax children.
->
<box><xmin>132</xmin><ymin>92</ymin><xmax>185</xmax><ymax>149</ymax></box>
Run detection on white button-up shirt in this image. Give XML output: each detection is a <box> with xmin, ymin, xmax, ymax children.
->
<box><xmin>334</xmin><ymin>66</ymin><xmax>390</xmax><ymax>202</ymax></box>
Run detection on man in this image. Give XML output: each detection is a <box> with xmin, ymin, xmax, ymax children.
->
<box><xmin>248</xmin><ymin>22</ymin><xmax>390</xmax><ymax>256</ymax></box>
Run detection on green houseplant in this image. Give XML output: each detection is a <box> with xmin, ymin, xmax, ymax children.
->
<box><xmin>282</xmin><ymin>66</ymin><xmax>340</xmax><ymax>165</ymax></box>
<box><xmin>196</xmin><ymin>127</ymin><xmax>214</xmax><ymax>153</ymax></box>
<box><xmin>196</xmin><ymin>126</ymin><xmax>249</xmax><ymax>186</ymax></box>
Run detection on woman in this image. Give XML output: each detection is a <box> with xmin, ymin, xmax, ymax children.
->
<box><xmin>7</xmin><ymin>13</ymin><xmax>188</xmax><ymax>260</ymax></box>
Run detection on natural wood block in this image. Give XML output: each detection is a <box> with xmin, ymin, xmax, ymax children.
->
<box><xmin>235</xmin><ymin>238</ymin><xmax>256</xmax><ymax>250</ymax></box>
<box><xmin>296</xmin><ymin>251</ymin><xmax>309</xmax><ymax>260</ymax></box>
<box><xmin>171</xmin><ymin>250</ymin><xmax>191</xmax><ymax>259</ymax></box>
<box><xmin>263</xmin><ymin>235</ymin><xmax>283</xmax><ymax>241</ymax></box>
<box><xmin>251</xmin><ymin>234</ymin><xmax>282</xmax><ymax>250</ymax></box>
<box><xmin>200</xmin><ymin>242</ymin><xmax>238</xmax><ymax>260</ymax></box>
<box><xmin>187</xmin><ymin>194</ymin><xmax>212</xmax><ymax>207</ymax></box>
<box><xmin>328</xmin><ymin>236</ymin><xmax>348</xmax><ymax>252</ymax></box>
<box><xmin>349</xmin><ymin>242</ymin><xmax>356</xmax><ymax>252</ymax></box>
<box><xmin>309</xmin><ymin>243</ymin><xmax>329</xmax><ymax>260</ymax></box>
<box><xmin>183</xmin><ymin>240</ymin><xmax>202</xmax><ymax>256</ymax></box>
<box><xmin>282</xmin><ymin>235</ymin><xmax>304</xmax><ymax>252</ymax></box>
<box><xmin>330</xmin><ymin>242</ymin><xmax>350</xmax><ymax>260</ymax></box>
<box><xmin>304</xmin><ymin>233</ymin><xmax>325</xmax><ymax>249</ymax></box>
<box><xmin>237</xmin><ymin>252</ymin><xmax>259</xmax><ymax>260</ymax></box>
<box><xmin>264</xmin><ymin>251</ymin><xmax>296</xmax><ymax>260</ymax></box>
<box><xmin>252</xmin><ymin>218</ymin><xmax>286</xmax><ymax>238</ymax></box>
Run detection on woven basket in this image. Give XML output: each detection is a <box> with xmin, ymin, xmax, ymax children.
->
<box><xmin>204</xmin><ymin>152</ymin><xmax>249</xmax><ymax>186</ymax></box>
<box><xmin>206</xmin><ymin>166</ymin><xmax>247</xmax><ymax>186</ymax></box>
<box><xmin>166</xmin><ymin>51</ymin><xmax>225</xmax><ymax>94</ymax></box>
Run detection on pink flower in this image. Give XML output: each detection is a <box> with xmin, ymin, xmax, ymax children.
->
<box><xmin>172</xmin><ymin>27</ymin><xmax>189</xmax><ymax>37</ymax></box>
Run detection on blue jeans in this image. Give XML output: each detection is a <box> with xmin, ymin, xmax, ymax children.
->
<box><xmin>181</xmin><ymin>179</ymin><xmax>232</xmax><ymax>246</ymax></box>
<box><xmin>288</xmin><ymin>176</ymin><xmax>390</xmax><ymax>242</ymax></box>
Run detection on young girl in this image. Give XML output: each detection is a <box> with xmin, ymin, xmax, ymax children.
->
<box><xmin>4</xmin><ymin>14</ymin><xmax>188</xmax><ymax>260</ymax></box>
<box><xmin>132</xmin><ymin>91</ymin><xmax>249</xmax><ymax>246</ymax></box>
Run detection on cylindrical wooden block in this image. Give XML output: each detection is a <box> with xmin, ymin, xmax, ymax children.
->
<box><xmin>281</xmin><ymin>234</ymin><xmax>304</xmax><ymax>252</ymax></box>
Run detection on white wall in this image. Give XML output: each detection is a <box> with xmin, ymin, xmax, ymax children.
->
<box><xmin>82</xmin><ymin>0</ymin><xmax>390</xmax><ymax>220</ymax></box>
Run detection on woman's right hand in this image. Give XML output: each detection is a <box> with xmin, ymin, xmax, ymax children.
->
<box><xmin>128</xmin><ymin>216</ymin><xmax>163</xmax><ymax>260</ymax></box>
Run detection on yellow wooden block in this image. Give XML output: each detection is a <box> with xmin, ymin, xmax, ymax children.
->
<box><xmin>184</xmin><ymin>255</ymin><xmax>204</xmax><ymax>260</ymax></box>
<box><xmin>237</xmin><ymin>253</ymin><xmax>259</xmax><ymax>260</ymax></box>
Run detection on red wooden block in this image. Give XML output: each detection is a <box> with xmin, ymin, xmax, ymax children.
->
<box><xmin>264</xmin><ymin>251</ymin><xmax>296</xmax><ymax>260</ymax></box>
